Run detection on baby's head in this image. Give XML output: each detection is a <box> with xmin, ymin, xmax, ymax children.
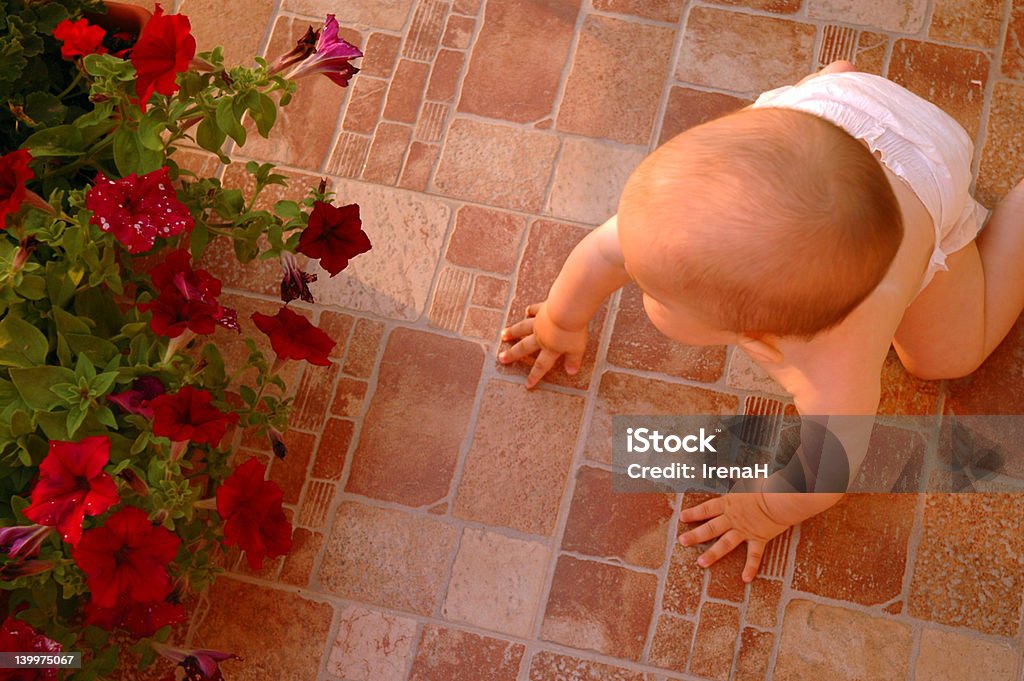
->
<box><xmin>618</xmin><ymin>107</ymin><xmax>903</xmax><ymax>343</ymax></box>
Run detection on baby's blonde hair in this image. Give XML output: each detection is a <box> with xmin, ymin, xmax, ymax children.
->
<box><xmin>619</xmin><ymin>107</ymin><xmax>904</xmax><ymax>338</ymax></box>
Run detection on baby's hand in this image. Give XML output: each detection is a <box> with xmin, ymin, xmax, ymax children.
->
<box><xmin>678</xmin><ymin>491</ymin><xmax>791</xmax><ymax>583</ymax></box>
<box><xmin>498</xmin><ymin>302</ymin><xmax>588</xmax><ymax>389</ymax></box>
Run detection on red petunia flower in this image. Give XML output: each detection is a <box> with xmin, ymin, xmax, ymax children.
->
<box><xmin>296</xmin><ymin>201</ymin><xmax>371</xmax><ymax>277</ymax></box>
<box><xmin>251</xmin><ymin>307</ymin><xmax>335</xmax><ymax>366</ymax></box>
<box><xmin>150</xmin><ymin>385</ymin><xmax>238</xmax><ymax>445</ymax></box>
<box><xmin>85</xmin><ymin>168</ymin><xmax>194</xmax><ymax>254</ymax></box>
<box><xmin>23</xmin><ymin>437</ymin><xmax>120</xmax><ymax>546</ymax></box>
<box><xmin>71</xmin><ymin>506</ymin><xmax>180</xmax><ymax>608</ymax></box>
<box><xmin>0</xmin><ymin>149</ymin><xmax>33</xmax><ymax>228</ymax></box>
<box><xmin>216</xmin><ymin>458</ymin><xmax>292</xmax><ymax>569</ymax></box>
<box><xmin>152</xmin><ymin>642</ymin><xmax>241</xmax><ymax>681</ymax></box>
<box><xmin>107</xmin><ymin>375</ymin><xmax>166</xmax><ymax>419</ymax></box>
<box><xmin>138</xmin><ymin>250</ymin><xmax>239</xmax><ymax>338</ymax></box>
<box><xmin>84</xmin><ymin>594</ymin><xmax>185</xmax><ymax>638</ymax></box>
<box><xmin>130</xmin><ymin>4</ymin><xmax>196</xmax><ymax>110</ymax></box>
<box><xmin>0</xmin><ymin>616</ymin><xmax>61</xmax><ymax>680</ymax></box>
<box><xmin>53</xmin><ymin>18</ymin><xmax>108</xmax><ymax>60</ymax></box>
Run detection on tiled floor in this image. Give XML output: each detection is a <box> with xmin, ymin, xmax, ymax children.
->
<box><xmin>120</xmin><ymin>0</ymin><xmax>1024</xmax><ymax>679</ymax></box>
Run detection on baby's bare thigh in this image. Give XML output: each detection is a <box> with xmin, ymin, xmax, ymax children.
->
<box><xmin>893</xmin><ymin>244</ymin><xmax>986</xmax><ymax>380</ymax></box>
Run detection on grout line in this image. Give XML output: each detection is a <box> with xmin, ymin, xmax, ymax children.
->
<box><xmin>971</xmin><ymin>0</ymin><xmax>1016</xmax><ymax>195</ymax></box>
<box><xmin>652</xmin><ymin>0</ymin><xmax>694</xmax><ymax>149</ymax></box>
<box><xmin>906</xmin><ymin>624</ymin><xmax>923</xmax><ymax>681</ymax></box>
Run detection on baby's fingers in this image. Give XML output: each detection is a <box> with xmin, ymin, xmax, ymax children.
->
<box><xmin>526</xmin><ymin>348</ymin><xmax>560</xmax><ymax>389</ymax></box>
<box><xmin>697</xmin><ymin>529</ymin><xmax>744</xmax><ymax>568</ymax></box>
<box><xmin>499</xmin><ymin>335</ymin><xmax>540</xmax><ymax>364</ymax></box>
<box><xmin>680</xmin><ymin>497</ymin><xmax>725</xmax><ymax>523</ymax></box>
<box><xmin>679</xmin><ymin>515</ymin><xmax>729</xmax><ymax>547</ymax></box>
<box><xmin>742</xmin><ymin>540</ymin><xmax>766</xmax><ymax>583</ymax></box>
<box><xmin>501</xmin><ymin>317</ymin><xmax>536</xmax><ymax>344</ymax></box>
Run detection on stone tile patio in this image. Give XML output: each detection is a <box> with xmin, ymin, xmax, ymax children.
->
<box><xmin>123</xmin><ymin>0</ymin><xmax>1023</xmax><ymax>679</ymax></box>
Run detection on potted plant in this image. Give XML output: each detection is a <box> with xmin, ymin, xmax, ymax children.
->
<box><xmin>0</xmin><ymin>2</ymin><xmax>371</xmax><ymax>678</ymax></box>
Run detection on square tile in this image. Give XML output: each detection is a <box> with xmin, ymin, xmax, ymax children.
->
<box><xmin>807</xmin><ymin>0</ymin><xmax>927</xmax><ymax>32</ymax></box>
<box><xmin>647</xmin><ymin>614</ymin><xmax>694</xmax><ymax>673</ymax></box>
<box><xmin>409</xmin><ymin>626</ymin><xmax>524</xmax><ymax>681</ymax></box>
<box><xmin>914</xmin><ymin>628</ymin><xmax>1019</xmax><ymax>681</ymax></box>
<box><xmin>528</xmin><ymin>651</ymin><xmax>645</xmax><ymax>681</ymax></box>
<box><xmin>328</xmin><ymin>606</ymin><xmax>418</xmax><ymax>681</ymax></box>
<box><xmin>690</xmin><ymin>602</ymin><xmax>740</xmax><ymax>681</ymax></box>
<box><xmin>546</xmin><ymin>138</ymin><xmax>645</xmax><ymax>225</ymax></box>
<box><xmin>446</xmin><ymin>205</ymin><xmax>526</xmax><ymax>274</ymax></box>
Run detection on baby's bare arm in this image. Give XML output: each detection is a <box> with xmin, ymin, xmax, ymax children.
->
<box><xmin>500</xmin><ymin>216</ymin><xmax>631</xmax><ymax>387</ymax></box>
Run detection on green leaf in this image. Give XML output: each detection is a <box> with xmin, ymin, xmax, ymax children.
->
<box><xmin>138</xmin><ymin>113</ymin><xmax>165</xmax><ymax>151</ymax></box>
<box><xmin>64</xmin><ymin>333</ymin><xmax>119</xmax><ymax>366</ymax></box>
<box><xmin>23</xmin><ymin>91</ymin><xmax>67</xmax><ymax>128</ymax></box>
<box><xmin>274</xmin><ymin>200</ymin><xmax>301</xmax><ymax>219</ymax></box>
<box><xmin>51</xmin><ymin>306</ymin><xmax>91</xmax><ymax>335</ymax></box>
<box><xmin>33</xmin><ymin>412</ymin><xmax>68</xmax><ymax>441</ymax></box>
<box><xmin>0</xmin><ymin>316</ymin><xmax>49</xmax><ymax>368</ymax></box>
<box><xmin>9</xmin><ymin>366</ymin><xmax>76</xmax><ymax>410</ymax></box>
<box><xmin>214</xmin><ymin>188</ymin><xmax>244</xmax><ymax>219</ymax></box>
<box><xmin>66</xmin><ymin>407</ymin><xmax>88</xmax><ymax>438</ymax></box>
<box><xmin>216</xmin><ymin>97</ymin><xmax>246</xmax><ymax>146</ymax></box>
<box><xmin>95</xmin><ymin>405</ymin><xmax>117</xmax><ymax>429</ymax></box>
<box><xmin>14</xmin><ymin>274</ymin><xmax>46</xmax><ymax>300</ymax></box>
<box><xmin>239</xmin><ymin>385</ymin><xmax>256</xmax><ymax>406</ymax></box>
<box><xmin>113</xmin><ymin>127</ymin><xmax>163</xmax><ymax>176</ymax></box>
<box><xmin>250</xmin><ymin>92</ymin><xmax>277</xmax><ymax>138</ymax></box>
<box><xmin>19</xmin><ymin>124</ymin><xmax>86</xmax><ymax>157</ymax></box>
<box><xmin>196</xmin><ymin>116</ymin><xmax>226</xmax><ymax>153</ymax></box>
<box><xmin>90</xmin><ymin>371</ymin><xmax>119</xmax><ymax>397</ymax></box>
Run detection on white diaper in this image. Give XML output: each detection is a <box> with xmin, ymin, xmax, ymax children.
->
<box><xmin>750</xmin><ymin>72</ymin><xmax>990</xmax><ymax>292</ymax></box>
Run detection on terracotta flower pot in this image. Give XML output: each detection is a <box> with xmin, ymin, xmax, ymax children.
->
<box><xmin>85</xmin><ymin>1</ymin><xmax>152</xmax><ymax>38</ymax></box>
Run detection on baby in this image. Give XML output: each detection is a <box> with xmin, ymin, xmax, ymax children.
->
<box><xmin>499</xmin><ymin>61</ymin><xmax>1024</xmax><ymax>582</ymax></box>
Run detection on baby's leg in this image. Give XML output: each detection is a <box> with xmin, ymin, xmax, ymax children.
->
<box><xmin>895</xmin><ymin>178</ymin><xmax>1024</xmax><ymax>379</ymax></box>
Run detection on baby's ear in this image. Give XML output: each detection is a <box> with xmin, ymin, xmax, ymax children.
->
<box><xmin>737</xmin><ymin>335</ymin><xmax>784</xmax><ymax>364</ymax></box>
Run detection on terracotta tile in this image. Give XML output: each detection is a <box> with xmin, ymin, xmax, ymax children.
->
<box><xmin>435</xmin><ymin>118</ymin><xmax>560</xmax><ymax>211</ymax></box>
<box><xmin>314</xmin><ymin>418</ymin><xmax>354</xmax><ymax>480</ymax></box>
<box><xmin>298</xmin><ymin>478</ymin><xmax>335</xmax><ymax>528</ymax></box>
<box><xmin>647</xmin><ymin>614</ymin><xmax>694</xmax><ymax>673</ymax></box>
<box><xmin>442</xmin><ymin>14</ymin><xmax>475</xmax><ymax>48</ymax></box>
<box><xmin>914</xmin><ymin>628</ymin><xmax>1019</xmax><ymax>681</ymax></box>
<box><xmin>976</xmin><ymin>83</ymin><xmax>1024</xmax><ymax>207</ymax></box>
<box><xmin>278</xmin><ymin>527</ymin><xmax>323</xmax><ymax>587</ymax></box>
<box><xmin>888</xmin><ymin>40</ymin><xmax>989</xmax><ymax>140</ymax></box>
<box><xmin>725</xmin><ymin>348</ymin><xmax>788</xmax><ymax>396</ymax></box>
<box><xmin>585</xmin><ymin>372</ymin><xmax>739</xmax><ymax>464</ymax></box>
<box><xmin>792</xmin><ymin>494</ymin><xmax>914</xmax><ymax>605</ymax></box>
<box><xmin>362</xmin><ymin>121</ymin><xmax>412</xmax><ymax>185</ymax></box>
<box><xmin>462</xmin><ymin>307</ymin><xmax>503</xmax><ymax>341</ymax></box>
<box><xmin>454</xmin><ymin>380</ymin><xmax>584</xmax><ymax>535</ymax></box>
<box><xmin>344</xmin><ymin>318</ymin><xmax>385</xmax><ymax>378</ymax></box>
<box><xmin>415</xmin><ymin>101</ymin><xmax>449</xmax><ymax>141</ymax></box>
<box><xmin>291</xmin><ymin>363</ymin><xmax>339</xmax><ymax>431</ymax></box>
<box><xmin>706</xmin><ymin>541</ymin><xmax>746</xmax><ymax>603</ymax></box>
<box><xmin>592</xmin><ymin>0</ymin><xmax>685</xmax><ymax>22</ymax></box>
<box><xmin>196</xmin><ymin>237</ymin><xmax>280</xmax><ymax>298</ymax></box>
<box><xmin>285</xmin><ymin>0</ymin><xmax>413</xmax><ymax>31</ymax></box>
<box><xmin>909</xmin><ymin>494</ymin><xmax>1024</xmax><ymax>636</ymax></box>
<box><xmin>660</xmin><ymin>86</ymin><xmax>750</xmax><ymax>145</ymax></box>
<box><xmin>807</xmin><ymin>0</ymin><xmax>926</xmax><ymax>32</ymax></box>
<box><xmin>179</xmin><ymin>0</ymin><xmax>274</xmax><ymax>66</ymax></box>
<box><xmin>330</xmin><ymin>377</ymin><xmax>368</xmax><ymax>418</ymax></box>
<box><xmin>735</xmin><ymin>628</ymin><xmax>773</xmax><ymax>681</ymax></box>
<box><xmin>946</xmin><ymin>313</ymin><xmax>1024</xmax><ymax>414</ymax></box>
<box><xmin>452</xmin><ymin>0</ymin><xmax>481</xmax><ymax>14</ymax></box>
<box><xmin>192</xmin><ymin>577</ymin><xmax>333</xmax><ymax>681</ymax></box>
<box><xmin>212</xmin><ymin>293</ymin><xmax>302</xmax><ymax>387</ymax></box>
<box><xmin>402</xmin><ymin>0</ymin><xmax>448</xmax><ymax>61</ymax></box>
<box><xmin>327</xmin><ymin>132</ymin><xmax>371</xmax><ymax>177</ymax></box>
<box><xmin>746</xmin><ymin>579</ymin><xmax>781</xmax><ymax>628</ymax></box>
<box><xmin>930</xmin><ymin>0</ymin><xmax>1003</xmax><ymax>46</ymax></box>
<box><xmin>307</xmin><ymin>179</ymin><xmax>451</xmax><ymax>321</ymax></box>
<box><xmin>348</xmin><ymin>329</ymin><xmax>483</xmax><ymax>506</ymax></box>
<box><xmin>529</xmin><ymin>652</ymin><xmax>646</xmax><ymax>680</ymax></box>
<box><xmin>458</xmin><ymin>0</ymin><xmax>580</xmax><ymax>122</ymax></box>
<box><xmin>774</xmin><ymin>600</ymin><xmax>912</xmax><ymax>680</ymax></box>
<box><xmin>711</xmin><ymin>0</ymin><xmax>800</xmax><ymax>11</ymax></box>
<box><xmin>343</xmin><ymin>77</ymin><xmax>388</xmax><ymax>134</ymax></box>
<box><xmin>1004</xmin><ymin>4</ymin><xmax>1024</xmax><ymax>79</ymax></box>
<box><xmin>662</xmin><ymin>540</ymin><xmax>703</xmax><ymax>617</ymax></box>
<box><xmin>320</xmin><ymin>311</ymin><xmax>355</xmax><ymax>361</ymax></box>
<box><xmin>428</xmin><ymin>266</ymin><xmax>471</xmax><ymax>332</ymax></box>
<box><xmin>471</xmin><ymin>275</ymin><xmax>510</xmax><ymax>308</ymax></box>
<box><xmin>541</xmin><ymin>556</ymin><xmax>657</xmax><ymax>661</ymax></box>
<box><xmin>878</xmin><ymin>348</ymin><xmax>941</xmax><ymax>415</ymax></box>
<box><xmin>328</xmin><ymin>606</ymin><xmax>418</xmax><ymax>681</ymax></box>
<box><xmin>558</xmin><ymin>15</ymin><xmax>675</xmax><ymax>145</ymax></box>
<box><xmin>562</xmin><ymin>466</ymin><xmax>675</xmax><ymax>569</ymax></box>
<box><xmin>318</xmin><ymin>502</ymin><xmax>457</xmax><ymax>614</ymax></box>
<box><xmin>608</xmin><ymin>285</ymin><xmax>727</xmax><ymax>382</ymax></box>
<box><xmin>410</xmin><ymin>627</ymin><xmax>523</xmax><ymax>681</ymax></box>
<box><xmin>169</xmin><ymin>147</ymin><xmax>220</xmax><ymax>178</ymax></box>
<box><xmin>446</xmin><ymin>205</ymin><xmax>526</xmax><ymax>274</ymax></box>
<box><xmin>677</xmin><ymin>8</ymin><xmax>816</xmax><ymax>95</ymax></box>
<box><xmin>242</xmin><ymin>17</ymin><xmax>347</xmax><ymax>171</ymax></box>
<box><xmin>547</xmin><ymin>138</ymin><xmax>646</xmax><ymax>225</ymax></box>
<box><xmin>851</xmin><ymin>424</ymin><xmax>927</xmax><ymax>494</ymax></box>
<box><xmin>500</xmin><ymin>220</ymin><xmax>607</xmax><ymax>389</ymax></box>
<box><xmin>442</xmin><ymin>528</ymin><xmax>551</xmax><ymax>637</ymax></box>
<box><xmin>427</xmin><ymin>49</ymin><xmax>465</xmax><ymax>103</ymax></box>
<box><xmin>383</xmin><ymin>60</ymin><xmax>429</xmax><ymax>123</ymax></box>
<box><xmin>399</xmin><ymin>141</ymin><xmax>439</xmax><ymax>191</ymax></box>
<box><xmin>690</xmin><ymin>602</ymin><xmax>741</xmax><ymax>681</ymax></box>
<box><xmin>267</xmin><ymin>430</ymin><xmax>315</xmax><ymax>504</ymax></box>
<box><xmin>362</xmin><ymin>33</ymin><xmax>402</xmax><ymax>77</ymax></box>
